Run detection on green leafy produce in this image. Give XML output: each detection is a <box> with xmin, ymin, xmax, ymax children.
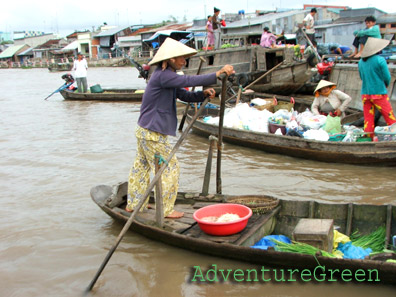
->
<box><xmin>270</xmin><ymin>239</ymin><xmax>336</xmax><ymax>258</ymax></box>
<box><xmin>350</xmin><ymin>226</ymin><xmax>386</xmax><ymax>253</ymax></box>
<box><xmin>221</xmin><ymin>43</ymin><xmax>238</xmax><ymax>49</ymax></box>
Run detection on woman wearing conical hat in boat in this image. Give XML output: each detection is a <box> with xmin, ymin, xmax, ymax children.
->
<box><xmin>126</xmin><ymin>37</ymin><xmax>234</xmax><ymax>218</ymax></box>
<box><xmin>311</xmin><ymin>80</ymin><xmax>352</xmax><ymax>118</ymax></box>
<box><xmin>358</xmin><ymin>37</ymin><xmax>396</xmax><ymax>139</ymax></box>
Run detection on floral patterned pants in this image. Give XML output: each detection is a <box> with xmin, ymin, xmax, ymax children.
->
<box><xmin>362</xmin><ymin>94</ymin><xmax>396</xmax><ymax>137</ymax></box>
<box><xmin>127</xmin><ymin>126</ymin><xmax>179</xmax><ymax>217</ymax></box>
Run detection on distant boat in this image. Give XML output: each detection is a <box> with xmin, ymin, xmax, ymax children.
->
<box><xmin>59</xmin><ymin>88</ymin><xmax>144</xmax><ymax>102</ymax></box>
<box><xmin>48</xmin><ymin>62</ymin><xmax>73</xmax><ymax>72</ymax></box>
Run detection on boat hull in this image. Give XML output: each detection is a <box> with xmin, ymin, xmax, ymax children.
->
<box><xmin>90</xmin><ymin>183</ymin><xmax>396</xmax><ymax>285</ymax></box>
<box><xmin>59</xmin><ymin>89</ymin><xmax>143</xmax><ymax>101</ymax></box>
<box><xmin>186</xmin><ymin>107</ymin><xmax>396</xmax><ymax>166</ymax></box>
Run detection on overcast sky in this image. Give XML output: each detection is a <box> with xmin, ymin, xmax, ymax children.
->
<box><xmin>1</xmin><ymin>0</ymin><xmax>394</xmax><ymax>37</ymax></box>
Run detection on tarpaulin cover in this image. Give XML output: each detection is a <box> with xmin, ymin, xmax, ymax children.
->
<box><xmin>251</xmin><ymin>235</ymin><xmax>291</xmax><ymax>250</ymax></box>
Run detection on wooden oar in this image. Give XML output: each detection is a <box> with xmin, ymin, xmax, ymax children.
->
<box><xmin>178</xmin><ymin>56</ymin><xmax>206</xmax><ymax>131</ymax></box>
<box><xmin>44</xmin><ymin>83</ymin><xmax>70</xmax><ymax>100</ymax></box>
<box><xmin>85</xmin><ymin>96</ymin><xmax>211</xmax><ymax>293</ymax></box>
<box><xmin>300</xmin><ymin>28</ymin><xmax>322</xmax><ymax>63</ymax></box>
<box><xmin>216</xmin><ymin>74</ymin><xmax>228</xmax><ymax>194</ymax></box>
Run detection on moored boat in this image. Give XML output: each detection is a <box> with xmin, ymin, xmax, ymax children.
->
<box><xmin>59</xmin><ymin>88</ymin><xmax>144</xmax><ymax>101</ymax></box>
<box><xmin>48</xmin><ymin>62</ymin><xmax>73</xmax><ymax>72</ymax></box>
<box><xmin>329</xmin><ymin>58</ymin><xmax>396</xmax><ymax>111</ymax></box>
<box><xmin>181</xmin><ymin>46</ymin><xmax>314</xmax><ymax>95</ymax></box>
<box><xmin>90</xmin><ymin>181</ymin><xmax>396</xmax><ymax>285</ymax></box>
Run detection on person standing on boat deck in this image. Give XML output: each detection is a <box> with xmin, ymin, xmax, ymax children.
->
<box><xmin>126</xmin><ymin>37</ymin><xmax>234</xmax><ymax>218</ymax></box>
<box><xmin>350</xmin><ymin>16</ymin><xmax>381</xmax><ymax>59</ymax></box>
<box><xmin>302</xmin><ymin>8</ymin><xmax>317</xmax><ymax>44</ymax></box>
<box><xmin>358</xmin><ymin>37</ymin><xmax>396</xmax><ymax>139</ymax></box>
<box><xmin>72</xmin><ymin>52</ymin><xmax>88</xmax><ymax>93</ymax></box>
<box><xmin>260</xmin><ymin>27</ymin><xmax>276</xmax><ymax>48</ymax></box>
<box><xmin>206</xmin><ymin>15</ymin><xmax>215</xmax><ymax>50</ymax></box>
<box><xmin>311</xmin><ymin>80</ymin><xmax>352</xmax><ymax>119</ymax></box>
<box><xmin>212</xmin><ymin>7</ymin><xmax>222</xmax><ymax>50</ymax></box>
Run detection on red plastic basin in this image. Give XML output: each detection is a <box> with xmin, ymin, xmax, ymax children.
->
<box><xmin>193</xmin><ymin>203</ymin><xmax>252</xmax><ymax>236</ymax></box>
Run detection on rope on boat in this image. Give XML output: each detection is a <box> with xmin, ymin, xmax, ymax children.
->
<box><xmin>154</xmin><ymin>153</ymin><xmax>168</xmax><ymax>166</ymax></box>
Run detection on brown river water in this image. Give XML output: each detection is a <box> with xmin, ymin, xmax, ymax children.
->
<box><xmin>0</xmin><ymin>68</ymin><xmax>395</xmax><ymax>297</ymax></box>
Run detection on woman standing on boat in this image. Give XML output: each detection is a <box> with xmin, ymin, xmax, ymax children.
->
<box><xmin>358</xmin><ymin>37</ymin><xmax>396</xmax><ymax>139</ymax></box>
<box><xmin>260</xmin><ymin>27</ymin><xmax>277</xmax><ymax>48</ymax></box>
<box><xmin>126</xmin><ymin>38</ymin><xmax>234</xmax><ymax>218</ymax></box>
<box><xmin>212</xmin><ymin>7</ymin><xmax>222</xmax><ymax>50</ymax></box>
<box><xmin>311</xmin><ymin>80</ymin><xmax>352</xmax><ymax>118</ymax></box>
<box><xmin>206</xmin><ymin>15</ymin><xmax>215</xmax><ymax>50</ymax></box>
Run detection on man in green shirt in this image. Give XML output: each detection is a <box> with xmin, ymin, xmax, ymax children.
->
<box><xmin>350</xmin><ymin>16</ymin><xmax>381</xmax><ymax>58</ymax></box>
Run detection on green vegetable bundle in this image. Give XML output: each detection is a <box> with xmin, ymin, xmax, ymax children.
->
<box><xmin>270</xmin><ymin>239</ymin><xmax>336</xmax><ymax>258</ymax></box>
<box><xmin>350</xmin><ymin>226</ymin><xmax>386</xmax><ymax>253</ymax></box>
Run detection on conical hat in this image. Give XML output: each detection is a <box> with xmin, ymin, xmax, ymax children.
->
<box><xmin>148</xmin><ymin>38</ymin><xmax>197</xmax><ymax>65</ymax></box>
<box><xmin>314</xmin><ymin>80</ymin><xmax>336</xmax><ymax>93</ymax></box>
<box><xmin>361</xmin><ymin>37</ymin><xmax>389</xmax><ymax>58</ymax></box>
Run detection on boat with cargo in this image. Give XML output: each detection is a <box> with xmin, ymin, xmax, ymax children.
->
<box><xmin>90</xmin><ymin>181</ymin><xmax>396</xmax><ymax>285</ymax></box>
<box><xmin>185</xmin><ymin>93</ymin><xmax>396</xmax><ymax>166</ymax></box>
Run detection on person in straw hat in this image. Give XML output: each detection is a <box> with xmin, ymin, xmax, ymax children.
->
<box><xmin>311</xmin><ymin>79</ymin><xmax>352</xmax><ymax>118</ymax></box>
<box><xmin>358</xmin><ymin>37</ymin><xmax>396</xmax><ymax>139</ymax></box>
<box><xmin>126</xmin><ymin>37</ymin><xmax>234</xmax><ymax>218</ymax></box>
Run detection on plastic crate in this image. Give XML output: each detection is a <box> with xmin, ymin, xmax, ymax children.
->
<box><xmin>374</xmin><ymin>125</ymin><xmax>396</xmax><ymax>142</ymax></box>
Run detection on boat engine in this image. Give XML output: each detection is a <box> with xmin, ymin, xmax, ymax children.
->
<box><xmin>61</xmin><ymin>73</ymin><xmax>77</xmax><ymax>91</ymax></box>
<box><xmin>316</xmin><ymin>58</ymin><xmax>334</xmax><ymax>80</ymax></box>
<box><xmin>61</xmin><ymin>73</ymin><xmax>75</xmax><ymax>84</ymax></box>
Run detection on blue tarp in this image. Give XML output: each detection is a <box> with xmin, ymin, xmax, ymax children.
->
<box><xmin>337</xmin><ymin>242</ymin><xmax>372</xmax><ymax>259</ymax></box>
<box><xmin>251</xmin><ymin>235</ymin><xmax>291</xmax><ymax>250</ymax></box>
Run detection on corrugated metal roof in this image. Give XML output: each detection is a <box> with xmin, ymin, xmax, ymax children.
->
<box><xmin>17</xmin><ymin>47</ymin><xmax>33</xmax><ymax>56</ymax></box>
<box><xmin>333</xmin><ymin>16</ymin><xmax>367</xmax><ymax>24</ymax></box>
<box><xmin>378</xmin><ymin>14</ymin><xmax>396</xmax><ymax>23</ymax></box>
<box><xmin>61</xmin><ymin>40</ymin><xmax>79</xmax><ymax>51</ymax></box>
<box><xmin>143</xmin><ymin>23</ymin><xmax>193</xmax><ymax>34</ymax></box>
<box><xmin>0</xmin><ymin>44</ymin><xmax>27</xmax><ymax>58</ymax></box>
<box><xmin>225</xmin><ymin>9</ymin><xmax>307</xmax><ymax>29</ymax></box>
<box><xmin>143</xmin><ymin>30</ymin><xmax>192</xmax><ymax>42</ymax></box>
<box><xmin>95</xmin><ymin>26</ymin><xmax>131</xmax><ymax>37</ymax></box>
<box><xmin>315</xmin><ymin>22</ymin><xmax>360</xmax><ymax>29</ymax></box>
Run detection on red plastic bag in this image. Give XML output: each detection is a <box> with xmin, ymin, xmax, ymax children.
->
<box><xmin>221</xmin><ymin>20</ymin><xmax>226</xmax><ymax>27</ymax></box>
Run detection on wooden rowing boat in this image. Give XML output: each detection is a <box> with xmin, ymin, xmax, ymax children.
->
<box><xmin>90</xmin><ymin>181</ymin><xmax>396</xmax><ymax>285</ymax></box>
<box><xmin>185</xmin><ymin>95</ymin><xmax>396</xmax><ymax>166</ymax></box>
<box><xmin>59</xmin><ymin>88</ymin><xmax>144</xmax><ymax>101</ymax></box>
<box><xmin>178</xmin><ymin>46</ymin><xmax>314</xmax><ymax>95</ymax></box>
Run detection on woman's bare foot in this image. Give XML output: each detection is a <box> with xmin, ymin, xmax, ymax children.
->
<box><xmin>166</xmin><ymin>210</ymin><xmax>184</xmax><ymax>219</ymax></box>
<box><xmin>354</xmin><ymin>53</ymin><xmax>361</xmax><ymax>58</ymax></box>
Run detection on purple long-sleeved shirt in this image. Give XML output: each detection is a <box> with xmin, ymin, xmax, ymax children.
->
<box><xmin>138</xmin><ymin>66</ymin><xmax>217</xmax><ymax>136</ymax></box>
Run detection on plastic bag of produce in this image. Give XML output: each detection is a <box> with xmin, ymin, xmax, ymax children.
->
<box><xmin>323</xmin><ymin>115</ymin><xmax>341</xmax><ymax>134</ymax></box>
